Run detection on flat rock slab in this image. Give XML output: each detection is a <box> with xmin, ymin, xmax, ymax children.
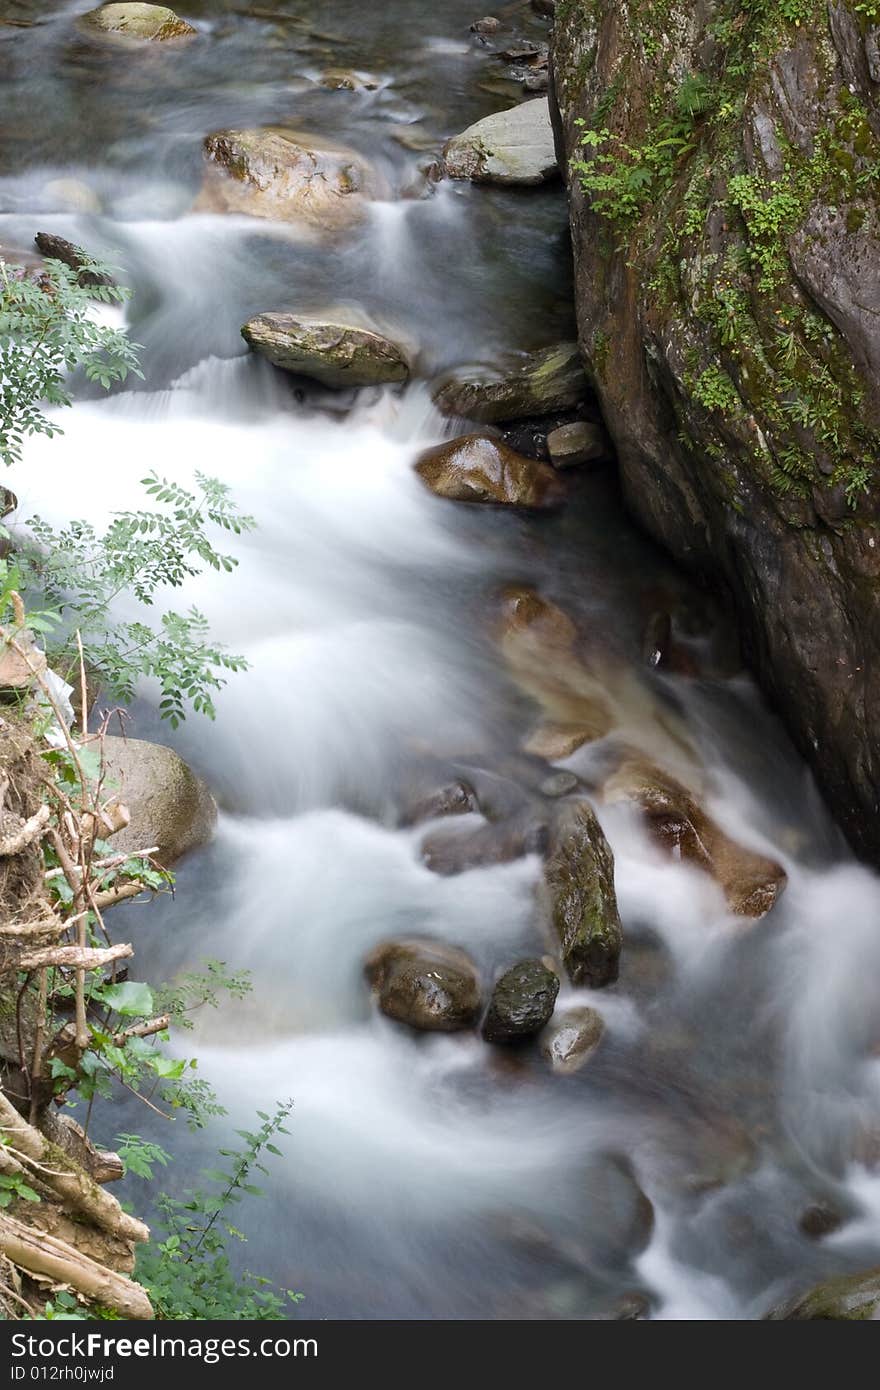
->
<box><xmin>434</xmin><ymin>342</ymin><xmax>588</xmax><ymax>423</ymax></box>
<box><xmin>242</xmin><ymin>313</ymin><xmax>409</xmax><ymax>388</ymax></box>
<box><xmin>442</xmin><ymin>97</ymin><xmax>558</xmax><ymax>185</ymax></box>
<box><xmin>80</xmin><ymin>4</ymin><xmax>196</xmax><ymax>39</ymax></box>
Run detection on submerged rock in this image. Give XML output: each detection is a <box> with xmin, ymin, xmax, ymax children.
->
<box><xmin>99</xmin><ymin>736</ymin><xmax>216</xmax><ymax>867</ymax></box>
<box><xmin>442</xmin><ymin>97</ymin><xmax>558</xmax><ymax>185</ymax></box>
<box><xmin>481</xmin><ymin>959</ymin><xmax>559</xmax><ymax>1042</ymax></box>
<box><xmin>543</xmin><ymin>800</ymin><xmax>622</xmax><ymax>987</ymax></box>
<box><xmin>434</xmin><ymin>342</ymin><xmax>588</xmax><ymax>423</ymax></box>
<box><xmin>415</xmin><ymin>433</ymin><xmax>565</xmax><ymax>508</ymax></box>
<box><xmin>241</xmin><ymin>313</ymin><xmax>409</xmax><ymax>388</ymax></box>
<box><xmin>364</xmin><ymin>938</ymin><xmax>481</xmax><ymax>1032</ymax></box>
<box><xmin>420</xmin><ymin>815</ymin><xmax>547</xmax><ymax>875</ymax></box>
<box><xmin>540</xmin><ymin>1005</ymin><xmax>605</xmax><ymax>1074</ymax></box>
<box><xmin>768</xmin><ymin>1267</ymin><xmax>880</xmax><ymax>1320</ymax></box>
<box><xmin>602</xmin><ymin>757</ymin><xmax>786</xmax><ymax>920</ymax></box>
<box><xmin>582</xmin><ymin>1152</ymin><xmax>655</xmax><ymax>1266</ymax></box>
<box><xmin>546</xmin><ymin>420</ymin><xmax>609</xmax><ymax>468</ymax></box>
<box><xmin>318</xmin><ymin>68</ymin><xmax>379</xmax><ymax>92</ymax></box>
<box><xmin>79</xmin><ymin>4</ymin><xmax>196</xmax><ymax>39</ymax></box>
<box><xmin>195</xmin><ymin>127</ymin><xmax>380</xmax><ymax>230</ymax></box>
<box><xmin>400</xmin><ymin>780</ymin><xmax>478</xmax><ymax>826</ymax></box>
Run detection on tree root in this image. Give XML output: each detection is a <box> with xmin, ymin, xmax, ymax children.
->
<box><xmin>0</xmin><ymin>1212</ymin><xmax>153</xmax><ymax>1319</ymax></box>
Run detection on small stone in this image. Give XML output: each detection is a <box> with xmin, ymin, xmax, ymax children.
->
<box><xmin>539</xmin><ymin>770</ymin><xmax>580</xmax><ymax>798</ymax></box>
<box><xmin>319</xmin><ymin>68</ymin><xmax>380</xmax><ymax>91</ymax></box>
<box><xmin>546</xmin><ymin>420</ymin><xmax>610</xmax><ymax>468</ymax></box>
<box><xmin>798</xmin><ymin>1203</ymin><xmax>843</xmax><ymax>1240</ymax></box>
<box><xmin>540</xmin><ymin>1005</ymin><xmax>605</xmax><ymax>1074</ymax></box>
<box><xmin>482</xmin><ymin>958</ymin><xmax>560</xmax><ymax>1042</ymax></box>
<box><xmin>470</xmin><ymin>16</ymin><xmax>500</xmax><ymax>34</ymax></box>
<box><xmin>415</xmin><ymin>433</ymin><xmax>565</xmax><ymax>509</ymax></box>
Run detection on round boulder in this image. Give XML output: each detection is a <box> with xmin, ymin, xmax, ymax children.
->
<box><xmin>80</xmin><ymin>4</ymin><xmax>196</xmax><ymax>39</ymax></box>
<box><xmin>99</xmin><ymin>736</ymin><xmax>217</xmax><ymax>867</ymax></box>
<box><xmin>415</xmin><ymin>434</ymin><xmax>565</xmax><ymax>509</ymax></box>
<box><xmin>364</xmin><ymin>938</ymin><xmax>482</xmax><ymax>1033</ymax></box>
<box><xmin>242</xmin><ymin>313</ymin><xmax>409</xmax><ymax>388</ymax></box>
<box><xmin>482</xmin><ymin>958</ymin><xmax>559</xmax><ymax>1043</ymax></box>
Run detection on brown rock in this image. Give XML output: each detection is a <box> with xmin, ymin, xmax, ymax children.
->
<box><xmin>364</xmin><ymin>938</ymin><xmax>481</xmax><ymax>1032</ymax></box>
<box><xmin>415</xmin><ymin>434</ymin><xmax>565</xmax><ymax>509</ymax></box>
<box><xmin>540</xmin><ymin>1005</ymin><xmax>605</xmax><ymax>1073</ymax></box>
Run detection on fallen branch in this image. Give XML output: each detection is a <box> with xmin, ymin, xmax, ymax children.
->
<box><xmin>0</xmin><ymin>1092</ymin><xmax>148</xmax><ymax>1244</ymax></box>
<box><xmin>113</xmin><ymin>1015</ymin><xmax>169</xmax><ymax>1046</ymax></box>
<box><xmin>0</xmin><ymin>1212</ymin><xmax>153</xmax><ymax>1319</ymax></box>
<box><xmin>17</xmin><ymin>943</ymin><xmax>133</xmax><ymax>972</ymax></box>
<box><xmin>92</xmin><ymin>881</ymin><xmax>146</xmax><ymax>911</ymax></box>
<box><xmin>44</xmin><ymin>846</ymin><xmax>160</xmax><ymax>882</ymax></box>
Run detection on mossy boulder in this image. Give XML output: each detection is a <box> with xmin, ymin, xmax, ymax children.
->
<box><xmin>481</xmin><ymin>959</ymin><xmax>560</xmax><ymax>1042</ymax></box>
<box><xmin>433</xmin><ymin>342</ymin><xmax>588</xmax><ymax>422</ymax></box>
<box><xmin>195</xmin><ymin>128</ymin><xmax>381</xmax><ymax>230</ymax></box>
<box><xmin>442</xmin><ymin>97</ymin><xmax>558</xmax><ymax>185</ymax></box>
<box><xmin>543</xmin><ymin>799</ymin><xmax>622</xmax><ymax>987</ymax></box>
<box><xmin>364</xmin><ymin>938</ymin><xmax>482</xmax><ymax>1032</ymax></box>
<box><xmin>767</xmin><ymin>1266</ymin><xmax>880</xmax><ymax>1320</ymax></box>
<box><xmin>241</xmin><ymin>313</ymin><xmax>409</xmax><ymax>388</ymax></box>
<box><xmin>552</xmin><ymin>1</ymin><xmax>880</xmax><ymax>866</ymax></box>
<box><xmin>415</xmin><ymin>433</ymin><xmax>566</xmax><ymax>508</ymax></box>
<box><xmin>99</xmin><ymin>736</ymin><xmax>216</xmax><ymax>867</ymax></box>
<box><xmin>80</xmin><ymin>4</ymin><xmax>195</xmax><ymax>39</ymax></box>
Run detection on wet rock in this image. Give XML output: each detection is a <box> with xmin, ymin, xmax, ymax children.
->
<box><xmin>415</xmin><ymin>433</ymin><xmax>565</xmax><ymax>509</ymax></box>
<box><xmin>241</xmin><ymin>313</ymin><xmax>409</xmax><ymax>389</ymax></box>
<box><xmin>99</xmin><ymin>736</ymin><xmax>217</xmax><ymax>867</ymax></box>
<box><xmin>401</xmin><ymin>780</ymin><xmax>478</xmax><ymax>826</ymax></box>
<box><xmin>470</xmin><ymin>16</ymin><xmax>500</xmax><ymax>35</ymax></box>
<box><xmin>524</xmin><ymin>71</ymin><xmax>550</xmax><ymax>92</ymax></box>
<box><xmin>497</xmin><ymin>585</ymin><xmax>578</xmax><ymax>651</ymax></box>
<box><xmin>602</xmin><ymin>757</ymin><xmax>787</xmax><ymax>920</ymax></box>
<box><xmin>421</xmin><ymin>815</ymin><xmax>547</xmax><ymax>875</ymax></box>
<box><xmin>531</xmin><ymin>0</ymin><xmax>556</xmax><ymax>14</ymax></box>
<box><xmin>79</xmin><ymin>4</ymin><xmax>196</xmax><ymax>39</ymax></box>
<box><xmin>543</xmin><ymin>800</ymin><xmax>622</xmax><ymax>987</ymax></box>
<box><xmin>318</xmin><ymin>68</ymin><xmax>379</xmax><ymax>91</ymax></box>
<box><xmin>433</xmin><ymin>342</ymin><xmax>588</xmax><ymax>423</ymax></box>
<box><xmin>767</xmin><ymin>1267</ymin><xmax>880</xmax><ymax>1320</ymax></box>
<box><xmin>482</xmin><ymin>958</ymin><xmax>559</xmax><ymax>1042</ymax></box>
<box><xmin>364</xmin><ymin>938</ymin><xmax>481</xmax><ymax>1032</ymax></box>
<box><xmin>546</xmin><ymin>420</ymin><xmax>609</xmax><ymax>468</ymax></box>
<box><xmin>34</xmin><ymin>232</ymin><xmax>114</xmax><ymax>288</ymax></box>
<box><xmin>539</xmin><ymin>770</ymin><xmax>580</xmax><ymax>798</ymax></box>
<box><xmin>523</xmin><ymin>723</ymin><xmax>592</xmax><ymax>759</ymax></box>
<box><xmin>195</xmin><ymin>127</ymin><xmax>380</xmax><ymax>230</ymax></box>
<box><xmin>582</xmin><ymin>1152</ymin><xmax>655</xmax><ymax>1265</ymax></box>
<box><xmin>798</xmin><ymin>1203</ymin><xmax>843</xmax><ymax>1240</ymax></box>
<box><xmin>498</xmin><ymin>41</ymin><xmax>548</xmax><ymax>65</ymax></box>
<box><xmin>540</xmin><ymin>1005</ymin><xmax>605</xmax><ymax>1074</ymax></box>
<box><xmin>441</xmin><ymin>97</ymin><xmax>558</xmax><ymax>185</ymax></box>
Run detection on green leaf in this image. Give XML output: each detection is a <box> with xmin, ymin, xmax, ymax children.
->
<box><xmin>100</xmin><ymin>980</ymin><xmax>154</xmax><ymax>1018</ymax></box>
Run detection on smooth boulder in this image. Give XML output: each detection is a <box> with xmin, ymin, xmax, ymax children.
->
<box><xmin>602</xmin><ymin>757</ymin><xmax>786</xmax><ymax>920</ymax></box>
<box><xmin>543</xmin><ymin>800</ymin><xmax>623</xmax><ymax>987</ymax></box>
<box><xmin>768</xmin><ymin>1267</ymin><xmax>880</xmax><ymax>1320</ymax></box>
<box><xmin>442</xmin><ymin>97</ymin><xmax>558</xmax><ymax>185</ymax></box>
<box><xmin>540</xmin><ymin>1005</ymin><xmax>605</xmax><ymax>1074</ymax></box>
<box><xmin>482</xmin><ymin>959</ymin><xmax>559</xmax><ymax>1042</ymax></box>
<box><xmin>415</xmin><ymin>434</ymin><xmax>565</xmax><ymax>509</ymax></box>
<box><xmin>242</xmin><ymin>313</ymin><xmax>409</xmax><ymax>389</ymax></box>
<box><xmin>433</xmin><ymin>343</ymin><xmax>588</xmax><ymax>423</ymax></box>
<box><xmin>364</xmin><ymin>938</ymin><xmax>481</xmax><ymax>1032</ymax></box>
<box><xmin>80</xmin><ymin>4</ymin><xmax>195</xmax><ymax>39</ymax></box>
<box><xmin>547</xmin><ymin>421</ymin><xmax>610</xmax><ymax>468</ymax></box>
<box><xmin>195</xmin><ymin>128</ymin><xmax>379</xmax><ymax>230</ymax></box>
<box><xmin>99</xmin><ymin>736</ymin><xmax>217</xmax><ymax>867</ymax></box>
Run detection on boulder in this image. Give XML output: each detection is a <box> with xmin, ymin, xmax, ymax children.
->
<box><xmin>767</xmin><ymin>1267</ymin><xmax>880</xmax><ymax>1320</ymax></box>
<box><xmin>433</xmin><ymin>342</ymin><xmax>588</xmax><ymax>422</ymax></box>
<box><xmin>602</xmin><ymin>757</ymin><xmax>786</xmax><ymax>920</ymax></box>
<box><xmin>415</xmin><ymin>434</ymin><xmax>565</xmax><ymax>509</ymax></box>
<box><xmin>99</xmin><ymin>736</ymin><xmax>216</xmax><ymax>867</ymax></box>
<box><xmin>195</xmin><ymin>127</ymin><xmax>380</xmax><ymax>230</ymax></box>
<box><xmin>241</xmin><ymin>313</ymin><xmax>409</xmax><ymax>389</ymax></box>
<box><xmin>79</xmin><ymin>4</ymin><xmax>196</xmax><ymax>39</ymax></box>
<box><xmin>364</xmin><ymin>938</ymin><xmax>481</xmax><ymax>1032</ymax></box>
<box><xmin>540</xmin><ymin>1005</ymin><xmax>605</xmax><ymax>1074</ymax></box>
<box><xmin>543</xmin><ymin>799</ymin><xmax>622</xmax><ymax>987</ymax></box>
<box><xmin>34</xmin><ymin>233</ymin><xmax>113</xmax><ymax>288</ymax></box>
<box><xmin>546</xmin><ymin>420</ymin><xmax>610</xmax><ymax>468</ymax></box>
<box><xmin>482</xmin><ymin>958</ymin><xmax>559</xmax><ymax>1042</ymax></box>
<box><xmin>442</xmin><ymin>97</ymin><xmax>558</xmax><ymax>185</ymax></box>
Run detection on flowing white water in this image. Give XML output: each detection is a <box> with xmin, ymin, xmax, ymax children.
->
<box><xmin>4</xmin><ymin>0</ymin><xmax>880</xmax><ymax>1319</ymax></box>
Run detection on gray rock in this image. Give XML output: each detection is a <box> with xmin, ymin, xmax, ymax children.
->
<box><xmin>543</xmin><ymin>800</ymin><xmax>622</xmax><ymax>987</ymax></box>
<box><xmin>434</xmin><ymin>342</ymin><xmax>588</xmax><ymax>423</ymax></box>
<box><xmin>540</xmin><ymin>1005</ymin><xmax>605</xmax><ymax>1074</ymax></box>
<box><xmin>100</xmin><ymin>736</ymin><xmax>217</xmax><ymax>867</ymax></box>
<box><xmin>364</xmin><ymin>938</ymin><xmax>481</xmax><ymax>1032</ymax></box>
<box><xmin>546</xmin><ymin>420</ymin><xmax>609</xmax><ymax>468</ymax></box>
<box><xmin>442</xmin><ymin>98</ymin><xmax>558</xmax><ymax>185</ymax></box>
<box><xmin>415</xmin><ymin>433</ymin><xmax>566</xmax><ymax>508</ymax></box>
<box><xmin>242</xmin><ymin>313</ymin><xmax>409</xmax><ymax>389</ymax></box>
<box><xmin>80</xmin><ymin>4</ymin><xmax>196</xmax><ymax>39</ymax></box>
<box><xmin>767</xmin><ymin>1267</ymin><xmax>880</xmax><ymax>1320</ymax></box>
<box><xmin>482</xmin><ymin>959</ymin><xmax>560</xmax><ymax>1042</ymax></box>
<box><xmin>539</xmin><ymin>770</ymin><xmax>580</xmax><ymax>798</ymax></box>
<box><xmin>401</xmin><ymin>780</ymin><xmax>478</xmax><ymax>826</ymax></box>
<box><xmin>470</xmin><ymin>16</ymin><xmax>500</xmax><ymax>35</ymax></box>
